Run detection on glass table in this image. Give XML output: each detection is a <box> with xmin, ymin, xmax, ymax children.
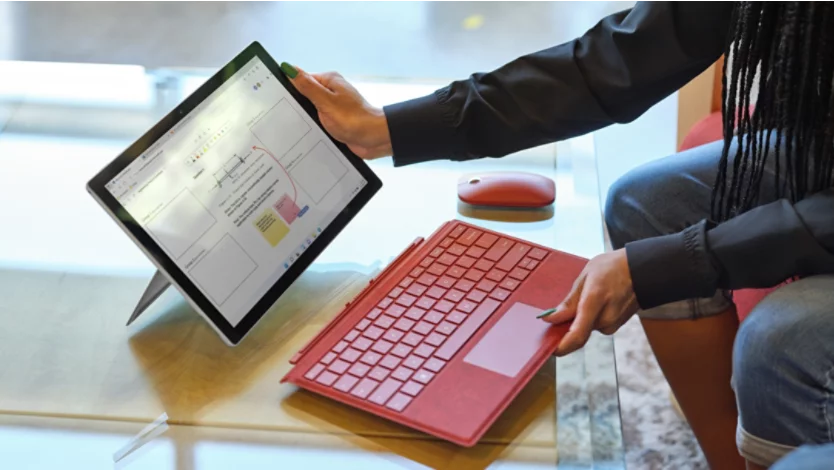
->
<box><xmin>0</xmin><ymin>60</ymin><xmax>623</xmax><ymax>468</ymax></box>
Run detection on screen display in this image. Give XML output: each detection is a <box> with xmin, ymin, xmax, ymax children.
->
<box><xmin>106</xmin><ymin>57</ymin><xmax>367</xmax><ymax>326</ymax></box>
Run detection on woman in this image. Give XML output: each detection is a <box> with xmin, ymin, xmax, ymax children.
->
<box><xmin>282</xmin><ymin>2</ymin><xmax>834</xmax><ymax>468</ymax></box>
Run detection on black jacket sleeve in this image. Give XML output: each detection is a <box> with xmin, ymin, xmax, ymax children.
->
<box><xmin>626</xmin><ymin>190</ymin><xmax>834</xmax><ymax>309</ymax></box>
<box><xmin>383</xmin><ymin>1</ymin><xmax>734</xmax><ymax>167</ymax></box>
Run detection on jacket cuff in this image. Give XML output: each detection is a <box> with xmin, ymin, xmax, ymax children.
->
<box><xmin>625</xmin><ymin>221</ymin><xmax>719</xmax><ymax>309</ymax></box>
<box><xmin>382</xmin><ymin>88</ymin><xmax>459</xmax><ymax>167</ymax></box>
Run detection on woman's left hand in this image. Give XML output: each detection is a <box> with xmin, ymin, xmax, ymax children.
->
<box><xmin>539</xmin><ymin>248</ymin><xmax>639</xmax><ymax>356</ymax></box>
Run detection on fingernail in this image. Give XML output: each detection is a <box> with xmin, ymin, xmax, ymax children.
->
<box><xmin>280</xmin><ymin>62</ymin><xmax>298</xmax><ymax>79</ymax></box>
<box><xmin>537</xmin><ymin>308</ymin><xmax>558</xmax><ymax>319</ymax></box>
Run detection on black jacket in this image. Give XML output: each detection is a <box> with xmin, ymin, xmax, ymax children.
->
<box><xmin>381</xmin><ymin>1</ymin><xmax>834</xmax><ymax>309</ymax></box>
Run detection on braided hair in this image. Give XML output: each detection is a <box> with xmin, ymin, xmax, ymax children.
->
<box><xmin>711</xmin><ymin>1</ymin><xmax>834</xmax><ymax>221</ymax></box>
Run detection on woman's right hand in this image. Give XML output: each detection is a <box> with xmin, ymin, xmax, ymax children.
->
<box><xmin>283</xmin><ymin>63</ymin><xmax>393</xmax><ymax>160</ymax></box>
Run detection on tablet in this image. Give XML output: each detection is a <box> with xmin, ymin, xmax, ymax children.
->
<box><xmin>87</xmin><ymin>42</ymin><xmax>382</xmax><ymax>346</ymax></box>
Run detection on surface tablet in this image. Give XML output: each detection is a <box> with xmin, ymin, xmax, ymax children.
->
<box><xmin>87</xmin><ymin>42</ymin><xmax>382</xmax><ymax>345</ymax></box>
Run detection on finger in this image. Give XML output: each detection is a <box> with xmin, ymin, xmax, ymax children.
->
<box><xmin>539</xmin><ymin>275</ymin><xmax>584</xmax><ymax>324</ymax></box>
<box><xmin>594</xmin><ymin>304</ymin><xmax>624</xmax><ymax>336</ymax></box>
<box><xmin>556</xmin><ymin>284</ymin><xmax>605</xmax><ymax>356</ymax></box>
<box><xmin>283</xmin><ymin>64</ymin><xmax>333</xmax><ymax>106</ymax></box>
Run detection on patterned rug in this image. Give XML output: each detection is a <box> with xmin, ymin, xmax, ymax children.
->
<box><xmin>614</xmin><ymin>317</ymin><xmax>708</xmax><ymax>469</ymax></box>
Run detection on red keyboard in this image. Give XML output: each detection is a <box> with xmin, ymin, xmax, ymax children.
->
<box><xmin>302</xmin><ymin>224</ymin><xmax>549</xmax><ymax>412</ymax></box>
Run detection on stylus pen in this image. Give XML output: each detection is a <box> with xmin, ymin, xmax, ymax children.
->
<box><xmin>113</xmin><ymin>412</ymin><xmax>170</xmax><ymax>463</ymax></box>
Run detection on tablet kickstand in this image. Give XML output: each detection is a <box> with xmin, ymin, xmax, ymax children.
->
<box><xmin>127</xmin><ymin>270</ymin><xmax>171</xmax><ymax>326</ymax></box>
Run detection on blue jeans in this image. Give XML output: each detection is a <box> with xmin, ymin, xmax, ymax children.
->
<box><xmin>772</xmin><ymin>444</ymin><xmax>834</xmax><ymax>469</ymax></box>
<box><xmin>604</xmin><ymin>139</ymin><xmax>834</xmax><ymax>466</ymax></box>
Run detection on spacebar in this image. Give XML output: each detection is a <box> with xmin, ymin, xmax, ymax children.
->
<box><xmin>435</xmin><ymin>299</ymin><xmax>501</xmax><ymax>360</ymax></box>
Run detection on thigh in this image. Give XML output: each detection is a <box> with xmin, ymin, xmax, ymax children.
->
<box><xmin>733</xmin><ymin>275</ymin><xmax>834</xmax><ymax>449</ymax></box>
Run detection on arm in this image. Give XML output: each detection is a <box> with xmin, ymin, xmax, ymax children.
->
<box><xmin>627</xmin><ymin>190</ymin><xmax>834</xmax><ymax>309</ymax></box>
<box><xmin>385</xmin><ymin>1</ymin><xmax>734</xmax><ymax>166</ymax></box>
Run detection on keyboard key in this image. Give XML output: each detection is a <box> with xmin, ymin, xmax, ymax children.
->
<box><xmin>388</xmin><ymin>287</ymin><xmax>404</xmax><ymax>298</ymax></box>
<box><xmin>401</xmin><ymin>381</ymin><xmax>424</xmax><ymax>396</ymax></box>
<box><xmin>454</xmin><ymin>279</ymin><xmax>475</xmax><ymax>292</ymax></box>
<box><xmin>334</xmin><ymin>374</ymin><xmax>359</xmax><ymax>393</ymax></box>
<box><xmin>437</xmin><ymin>253</ymin><xmax>458</xmax><ymax>266</ymax></box>
<box><xmin>413</xmin><ymin>370</ymin><xmax>435</xmax><ymax>385</ymax></box>
<box><xmin>348</xmin><ymin>362</ymin><xmax>370</xmax><ymax>377</ymax></box>
<box><xmin>435</xmin><ymin>299</ymin><xmax>501</xmax><ymax>361</ymax></box>
<box><xmin>352</xmin><ymin>337</ymin><xmax>373</xmax><ymax>351</ymax></box>
<box><xmin>484</xmin><ymin>238</ymin><xmax>513</xmax><ymax>261</ymax></box>
<box><xmin>372</xmin><ymin>340</ymin><xmax>394</xmax><ymax>354</ymax></box>
<box><xmin>509</xmin><ymin>267</ymin><xmax>530</xmax><ymax>281</ymax></box>
<box><xmin>350</xmin><ymin>378</ymin><xmax>380</xmax><ymax>399</ymax></box>
<box><xmin>458</xmin><ymin>228</ymin><xmax>482</xmax><ymax>246</ymax></box>
<box><xmin>340</xmin><ymin>348</ymin><xmax>362</xmax><ymax>363</ymax></box>
<box><xmin>456</xmin><ymin>256</ymin><xmax>476</xmax><ymax>268</ymax></box>
<box><xmin>316</xmin><ymin>371</ymin><xmax>338</xmax><ymax>386</ymax></box>
<box><xmin>474</xmin><ymin>259</ymin><xmax>495</xmax><ymax>272</ymax></box>
<box><xmin>403</xmin><ymin>355</ymin><xmax>425</xmax><ymax>369</ymax></box>
<box><xmin>356</xmin><ymin>319</ymin><xmax>371</xmax><ymax>331</ymax></box>
<box><xmin>446</xmin><ymin>311</ymin><xmax>467</xmax><ymax>324</ymax></box>
<box><xmin>436</xmin><ymin>321</ymin><xmax>457</xmax><ymax>335</ymax></box>
<box><xmin>405</xmin><ymin>306</ymin><xmax>427</xmax><ymax>321</ymax></box>
<box><xmin>413</xmin><ymin>321</ymin><xmax>434</xmax><ymax>335</ymax></box>
<box><xmin>333</xmin><ymin>341</ymin><xmax>349</xmax><ymax>354</ymax></box>
<box><xmin>489</xmin><ymin>288</ymin><xmax>511</xmax><ymax>301</ymax></box>
<box><xmin>424</xmin><ymin>357</ymin><xmax>446</xmax><ymax>373</ymax></box>
<box><xmin>437</xmin><ymin>276</ymin><xmax>456</xmax><ymax>289</ymax></box>
<box><xmin>430</xmin><ymin>247</ymin><xmax>445</xmax><ymax>258</ymax></box>
<box><xmin>427</xmin><ymin>263</ymin><xmax>447</xmax><ymax>276</ymax></box>
<box><xmin>399</xmin><ymin>277</ymin><xmax>415</xmax><ymax>288</ymax></box>
<box><xmin>496</xmin><ymin>243</ymin><xmax>531</xmax><ymax>271</ymax></box>
<box><xmin>447</xmin><ymin>243</ymin><xmax>466</xmax><ymax>256</ymax></box>
<box><xmin>394</xmin><ymin>318</ymin><xmax>415</xmax><ymax>331</ymax></box>
<box><xmin>424</xmin><ymin>311</ymin><xmax>444</xmax><ymax>324</ymax></box>
<box><xmin>426</xmin><ymin>286</ymin><xmax>447</xmax><ymax>299</ymax></box>
<box><xmin>449</xmin><ymin>225</ymin><xmax>466</xmax><ymax>238</ymax></box>
<box><xmin>305</xmin><ymin>364</ymin><xmax>325</xmax><ymax>381</ymax></box>
<box><xmin>444</xmin><ymin>289</ymin><xmax>465</xmax><ymax>302</ymax></box>
<box><xmin>386</xmin><ymin>392</ymin><xmax>413</xmax><ymax>412</ymax></box>
<box><xmin>369</xmin><ymin>378</ymin><xmax>403</xmax><ymax>406</ymax></box>
<box><xmin>440</xmin><ymin>237</ymin><xmax>455</xmax><ymax>248</ymax></box>
<box><xmin>378</xmin><ymin>297</ymin><xmax>393</xmax><ymax>309</ymax></box>
<box><xmin>417</xmin><ymin>273</ymin><xmax>438</xmax><ymax>286</ymax></box>
<box><xmin>447</xmin><ymin>266</ymin><xmax>466</xmax><ymax>278</ymax></box>
<box><xmin>518</xmin><ymin>257</ymin><xmax>532</xmax><ymax>269</ymax></box>
<box><xmin>374</xmin><ymin>315</ymin><xmax>396</xmax><ymax>329</ymax></box>
<box><xmin>392</xmin><ymin>366</ymin><xmax>413</xmax><ymax>381</ymax></box>
<box><xmin>466</xmin><ymin>290</ymin><xmax>488</xmax><ymax>302</ymax></box>
<box><xmin>434</xmin><ymin>300</ymin><xmax>455</xmax><ymax>313</ymax></box>
<box><xmin>456</xmin><ymin>300</ymin><xmax>477</xmax><ymax>314</ymax></box>
<box><xmin>500</xmin><ymin>277</ymin><xmax>521</xmax><ymax>291</ymax></box>
<box><xmin>391</xmin><ymin>344</ymin><xmax>413</xmax><ymax>358</ymax></box>
<box><xmin>328</xmin><ymin>360</ymin><xmax>350</xmax><ymax>374</ymax></box>
<box><xmin>475</xmin><ymin>232</ymin><xmax>498</xmax><ymax>249</ymax></box>
<box><xmin>465</xmin><ymin>246</ymin><xmax>486</xmax><ymax>258</ymax></box>
<box><xmin>369</xmin><ymin>366</ymin><xmax>390</xmax><ymax>381</ymax></box>
<box><xmin>396</xmin><ymin>294</ymin><xmax>417</xmax><ymax>307</ymax></box>
<box><xmin>425</xmin><ymin>332</ymin><xmax>447</xmax><ymax>346</ymax></box>
<box><xmin>529</xmin><ymin>248</ymin><xmax>548</xmax><ymax>260</ymax></box>
<box><xmin>346</xmin><ymin>330</ymin><xmax>362</xmax><ymax>345</ymax></box>
<box><xmin>476</xmin><ymin>279</ymin><xmax>497</xmax><ymax>292</ymax></box>
<box><xmin>419</xmin><ymin>257</ymin><xmax>434</xmax><ymax>268</ymax></box>
<box><xmin>363</xmin><ymin>326</ymin><xmax>385</xmax><ymax>340</ymax></box>
<box><xmin>360</xmin><ymin>351</ymin><xmax>382</xmax><ymax>366</ymax></box>
<box><xmin>415</xmin><ymin>296</ymin><xmax>435</xmax><ymax>310</ymax></box>
<box><xmin>380</xmin><ymin>354</ymin><xmax>402</xmax><ymax>369</ymax></box>
<box><xmin>366</xmin><ymin>309</ymin><xmax>382</xmax><ymax>321</ymax></box>
<box><xmin>528</xmin><ymin>260</ymin><xmax>540</xmax><ymax>269</ymax></box>
<box><xmin>406</xmin><ymin>285</ymin><xmax>427</xmax><ymax>298</ymax></box>
<box><xmin>486</xmin><ymin>269</ymin><xmax>507</xmax><ymax>282</ymax></box>
<box><xmin>409</xmin><ymin>267</ymin><xmax>424</xmax><ymax>278</ymax></box>
<box><xmin>414</xmin><ymin>344</ymin><xmax>436</xmax><ymax>358</ymax></box>
<box><xmin>321</xmin><ymin>352</ymin><xmax>337</xmax><ymax>365</ymax></box>
<box><xmin>385</xmin><ymin>304</ymin><xmax>407</xmax><ymax>318</ymax></box>
<box><xmin>464</xmin><ymin>269</ymin><xmax>485</xmax><ymax>282</ymax></box>
<box><xmin>403</xmin><ymin>332</ymin><xmax>424</xmax><ymax>347</ymax></box>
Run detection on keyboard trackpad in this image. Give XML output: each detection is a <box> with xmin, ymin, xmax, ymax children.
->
<box><xmin>464</xmin><ymin>302</ymin><xmax>558</xmax><ymax>378</ymax></box>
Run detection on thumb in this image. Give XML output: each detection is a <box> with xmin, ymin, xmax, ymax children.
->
<box><xmin>281</xmin><ymin>63</ymin><xmax>332</xmax><ymax>108</ymax></box>
<box><xmin>538</xmin><ymin>302</ymin><xmax>575</xmax><ymax>324</ymax></box>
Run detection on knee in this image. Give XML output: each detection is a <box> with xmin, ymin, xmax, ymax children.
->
<box><xmin>604</xmin><ymin>168</ymin><xmax>656</xmax><ymax>249</ymax></box>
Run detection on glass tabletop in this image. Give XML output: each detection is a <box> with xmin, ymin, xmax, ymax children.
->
<box><xmin>0</xmin><ymin>60</ymin><xmax>623</xmax><ymax>468</ymax></box>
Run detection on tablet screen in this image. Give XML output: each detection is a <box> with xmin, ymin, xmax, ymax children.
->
<box><xmin>105</xmin><ymin>57</ymin><xmax>368</xmax><ymax>326</ymax></box>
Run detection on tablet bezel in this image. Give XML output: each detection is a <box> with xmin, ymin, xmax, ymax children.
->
<box><xmin>86</xmin><ymin>41</ymin><xmax>383</xmax><ymax>345</ymax></box>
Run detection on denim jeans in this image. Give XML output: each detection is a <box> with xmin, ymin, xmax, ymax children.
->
<box><xmin>604</xmin><ymin>139</ymin><xmax>834</xmax><ymax>466</ymax></box>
